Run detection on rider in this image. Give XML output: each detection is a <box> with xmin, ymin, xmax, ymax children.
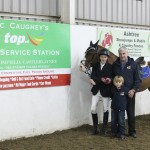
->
<box><xmin>90</xmin><ymin>48</ymin><xmax>112</xmax><ymax>135</ymax></box>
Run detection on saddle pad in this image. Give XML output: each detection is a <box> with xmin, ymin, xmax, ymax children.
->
<box><xmin>141</xmin><ymin>66</ymin><xmax>150</xmax><ymax>79</ymax></box>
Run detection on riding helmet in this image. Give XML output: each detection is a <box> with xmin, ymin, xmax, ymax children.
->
<box><xmin>99</xmin><ymin>48</ymin><xmax>109</xmax><ymax>56</ymax></box>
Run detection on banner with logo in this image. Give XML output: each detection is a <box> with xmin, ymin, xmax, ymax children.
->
<box><xmin>0</xmin><ymin>19</ymin><xmax>70</xmax><ymax>90</ymax></box>
<box><xmin>98</xmin><ymin>27</ymin><xmax>150</xmax><ymax>57</ymax></box>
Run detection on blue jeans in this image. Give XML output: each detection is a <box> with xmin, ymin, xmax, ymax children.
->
<box><xmin>111</xmin><ymin>109</ymin><xmax>125</xmax><ymax>136</ymax></box>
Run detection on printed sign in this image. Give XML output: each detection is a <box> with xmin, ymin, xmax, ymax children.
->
<box><xmin>98</xmin><ymin>27</ymin><xmax>150</xmax><ymax>57</ymax></box>
<box><xmin>0</xmin><ymin>19</ymin><xmax>70</xmax><ymax>90</ymax></box>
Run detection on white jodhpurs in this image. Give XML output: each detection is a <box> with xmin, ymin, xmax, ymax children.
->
<box><xmin>91</xmin><ymin>91</ymin><xmax>110</xmax><ymax>114</ymax></box>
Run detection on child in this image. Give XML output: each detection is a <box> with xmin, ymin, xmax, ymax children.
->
<box><xmin>111</xmin><ymin>75</ymin><xmax>129</xmax><ymax>140</ymax></box>
<box><xmin>90</xmin><ymin>48</ymin><xmax>112</xmax><ymax>135</ymax></box>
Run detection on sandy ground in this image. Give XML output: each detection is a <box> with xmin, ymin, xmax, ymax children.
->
<box><xmin>0</xmin><ymin>115</ymin><xmax>150</xmax><ymax>150</ymax></box>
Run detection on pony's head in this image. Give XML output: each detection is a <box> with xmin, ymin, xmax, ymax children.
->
<box><xmin>84</xmin><ymin>40</ymin><xmax>106</xmax><ymax>67</ymax></box>
<box><xmin>84</xmin><ymin>41</ymin><xmax>98</xmax><ymax>67</ymax></box>
<box><xmin>80</xmin><ymin>40</ymin><xmax>118</xmax><ymax>75</ymax></box>
<box><xmin>80</xmin><ymin>40</ymin><xmax>105</xmax><ymax>75</ymax></box>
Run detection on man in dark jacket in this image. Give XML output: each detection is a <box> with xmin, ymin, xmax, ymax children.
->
<box><xmin>90</xmin><ymin>48</ymin><xmax>112</xmax><ymax>135</ymax></box>
<box><xmin>112</xmin><ymin>46</ymin><xmax>141</xmax><ymax>138</ymax></box>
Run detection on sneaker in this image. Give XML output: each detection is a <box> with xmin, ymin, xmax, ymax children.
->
<box><xmin>119</xmin><ymin>135</ymin><xmax>125</xmax><ymax>140</ymax></box>
<box><xmin>100</xmin><ymin>128</ymin><xmax>107</xmax><ymax>136</ymax></box>
<box><xmin>129</xmin><ymin>133</ymin><xmax>137</xmax><ymax>138</ymax></box>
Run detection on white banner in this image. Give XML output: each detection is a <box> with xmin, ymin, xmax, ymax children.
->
<box><xmin>98</xmin><ymin>27</ymin><xmax>150</xmax><ymax>57</ymax></box>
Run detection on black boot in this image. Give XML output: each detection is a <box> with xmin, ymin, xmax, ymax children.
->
<box><xmin>91</xmin><ymin>113</ymin><xmax>99</xmax><ymax>135</ymax></box>
<box><xmin>101</xmin><ymin>111</ymin><xmax>109</xmax><ymax>135</ymax></box>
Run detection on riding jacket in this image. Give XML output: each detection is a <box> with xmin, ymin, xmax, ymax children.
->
<box><xmin>91</xmin><ymin>62</ymin><xmax>112</xmax><ymax>97</ymax></box>
<box><xmin>112</xmin><ymin>57</ymin><xmax>141</xmax><ymax>92</ymax></box>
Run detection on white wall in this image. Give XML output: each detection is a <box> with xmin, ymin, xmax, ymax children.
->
<box><xmin>0</xmin><ymin>24</ymin><xmax>150</xmax><ymax>141</ymax></box>
<box><xmin>0</xmin><ymin>87</ymin><xmax>70</xmax><ymax>140</ymax></box>
<box><xmin>135</xmin><ymin>90</ymin><xmax>150</xmax><ymax>116</ymax></box>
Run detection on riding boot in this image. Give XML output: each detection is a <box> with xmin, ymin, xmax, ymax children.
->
<box><xmin>91</xmin><ymin>113</ymin><xmax>99</xmax><ymax>135</ymax></box>
<box><xmin>101</xmin><ymin>111</ymin><xmax>109</xmax><ymax>135</ymax></box>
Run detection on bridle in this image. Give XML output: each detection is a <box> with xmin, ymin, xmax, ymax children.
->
<box><xmin>80</xmin><ymin>46</ymin><xmax>98</xmax><ymax>76</ymax></box>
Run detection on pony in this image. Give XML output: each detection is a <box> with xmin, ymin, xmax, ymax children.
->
<box><xmin>80</xmin><ymin>41</ymin><xmax>150</xmax><ymax>92</ymax></box>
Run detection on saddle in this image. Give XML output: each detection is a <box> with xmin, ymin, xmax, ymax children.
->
<box><xmin>135</xmin><ymin>57</ymin><xmax>150</xmax><ymax>79</ymax></box>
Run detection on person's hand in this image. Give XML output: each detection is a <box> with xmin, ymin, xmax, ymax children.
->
<box><xmin>101</xmin><ymin>77</ymin><xmax>111</xmax><ymax>84</ymax></box>
<box><xmin>105</xmin><ymin>78</ymin><xmax>111</xmax><ymax>84</ymax></box>
<box><xmin>101</xmin><ymin>77</ymin><xmax>106</xmax><ymax>83</ymax></box>
<box><xmin>128</xmin><ymin>89</ymin><xmax>135</xmax><ymax>98</ymax></box>
<box><xmin>90</xmin><ymin>79</ymin><xmax>96</xmax><ymax>85</ymax></box>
